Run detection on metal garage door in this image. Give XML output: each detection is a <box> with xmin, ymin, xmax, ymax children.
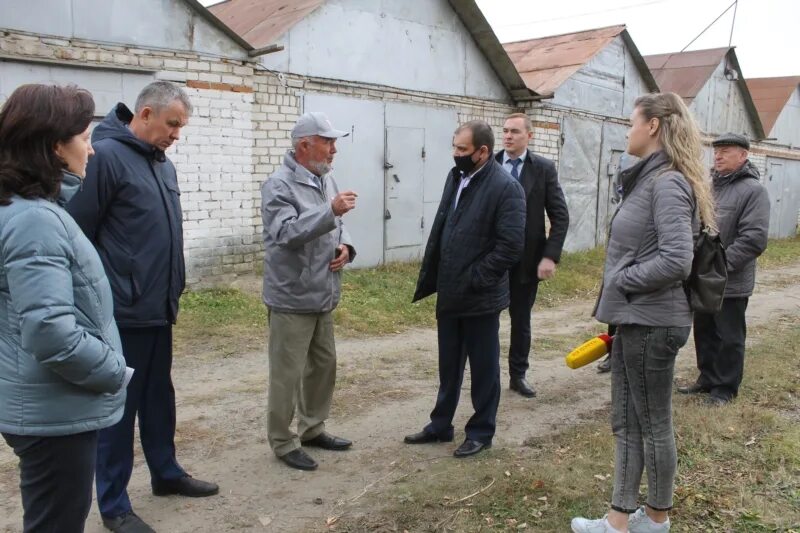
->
<box><xmin>0</xmin><ymin>60</ymin><xmax>153</xmax><ymax>116</ymax></box>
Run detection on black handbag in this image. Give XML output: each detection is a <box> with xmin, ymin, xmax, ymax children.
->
<box><xmin>685</xmin><ymin>226</ymin><xmax>728</xmax><ymax>313</ymax></box>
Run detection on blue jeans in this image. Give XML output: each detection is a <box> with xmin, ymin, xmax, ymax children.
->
<box><xmin>610</xmin><ymin>324</ymin><xmax>690</xmax><ymax>513</ymax></box>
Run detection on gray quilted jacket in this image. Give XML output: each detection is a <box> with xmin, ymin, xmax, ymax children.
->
<box><xmin>0</xmin><ymin>172</ymin><xmax>127</xmax><ymax>436</ymax></box>
<box><xmin>712</xmin><ymin>161</ymin><xmax>770</xmax><ymax>298</ymax></box>
<box><xmin>594</xmin><ymin>151</ymin><xmax>695</xmax><ymax>327</ymax></box>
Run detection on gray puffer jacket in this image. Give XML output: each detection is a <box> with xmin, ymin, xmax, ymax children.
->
<box><xmin>261</xmin><ymin>151</ymin><xmax>355</xmax><ymax>313</ymax></box>
<box><xmin>0</xmin><ymin>172</ymin><xmax>127</xmax><ymax>436</ymax></box>
<box><xmin>595</xmin><ymin>151</ymin><xmax>695</xmax><ymax>327</ymax></box>
<box><xmin>712</xmin><ymin>161</ymin><xmax>770</xmax><ymax>298</ymax></box>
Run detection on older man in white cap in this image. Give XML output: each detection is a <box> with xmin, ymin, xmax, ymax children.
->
<box><xmin>261</xmin><ymin>112</ymin><xmax>357</xmax><ymax>470</ymax></box>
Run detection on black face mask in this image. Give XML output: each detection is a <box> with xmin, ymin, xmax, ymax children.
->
<box><xmin>454</xmin><ymin>149</ymin><xmax>480</xmax><ymax>176</ymax></box>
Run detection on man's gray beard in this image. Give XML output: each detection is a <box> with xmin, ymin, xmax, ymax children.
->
<box><xmin>310</xmin><ymin>160</ymin><xmax>332</xmax><ymax>176</ymax></box>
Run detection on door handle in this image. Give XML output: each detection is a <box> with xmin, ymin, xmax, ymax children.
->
<box><xmin>384</xmin><ymin>162</ymin><xmax>394</xmax><ymax>169</ymax></box>
<box><xmin>385</xmin><ymin>209</ymin><xmax>392</xmax><ymax>220</ymax></box>
<box><xmin>393</xmin><ymin>174</ymin><xmax>400</xmax><ymax>183</ymax></box>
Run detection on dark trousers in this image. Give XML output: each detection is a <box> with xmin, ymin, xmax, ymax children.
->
<box><xmin>425</xmin><ymin>312</ymin><xmax>501</xmax><ymax>444</ymax></box>
<box><xmin>96</xmin><ymin>326</ymin><xmax>185</xmax><ymax>519</ymax></box>
<box><xmin>693</xmin><ymin>297</ymin><xmax>749</xmax><ymax>400</ymax></box>
<box><xmin>508</xmin><ymin>265</ymin><xmax>540</xmax><ymax>378</ymax></box>
<box><xmin>3</xmin><ymin>431</ymin><xmax>97</xmax><ymax>533</ymax></box>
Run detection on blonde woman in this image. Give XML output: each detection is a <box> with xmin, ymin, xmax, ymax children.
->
<box><xmin>572</xmin><ymin>92</ymin><xmax>714</xmax><ymax>533</ymax></box>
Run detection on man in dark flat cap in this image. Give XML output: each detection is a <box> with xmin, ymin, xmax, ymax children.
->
<box><xmin>679</xmin><ymin>132</ymin><xmax>770</xmax><ymax>406</ymax></box>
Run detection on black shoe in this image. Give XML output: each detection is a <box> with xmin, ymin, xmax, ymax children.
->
<box><xmin>453</xmin><ymin>439</ymin><xmax>491</xmax><ymax>458</ymax></box>
<box><xmin>597</xmin><ymin>356</ymin><xmax>611</xmax><ymax>374</ymax></box>
<box><xmin>301</xmin><ymin>432</ymin><xmax>352</xmax><ymax>450</ymax></box>
<box><xmin>705</xmin><ymin>394</ymin><xmax>731</xmax><ymax>406</ymax></box>
<box><xmin>403</xmin><ymin>430</ymin><xmax>454</xmax><ymax>444</ymax></box>
<box><xmin>278</xmin><ymin>448</ymin><xmax>318</xmax><ymax>471</ymax></box>
<box><xmin>510</xmin><ymin>377</ymin><xmax>536</xmax><ymax>398</ymax></box>
<box><xmin>152</xmin><ymin>475</ymin><xmax>219</xmax><ymax>497</ymax></box>
<box><xmin>102</xmin><ymin>511</ymin><xmax>156</xmax><ymax>533</ymax></box>
<box><xmin>677</xmin><ymin>382</ymin><xmax>710</xmax><ymax>395</ymax></box>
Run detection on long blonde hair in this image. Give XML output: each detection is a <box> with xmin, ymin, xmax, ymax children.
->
<box><xmin>634</xmin><ymin>92</ymin><xmax>716</xmax><ymax>231</ymax></box>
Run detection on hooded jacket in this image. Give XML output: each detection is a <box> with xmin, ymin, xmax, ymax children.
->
<box><xmin>711</xmin><ymin>160</ymin><xmax>770</xmax><ymax>298</ymax></box>
<box><xmin>261</xmin><ymin>151</ymin><xmax>355</xmax><ymax>313</ymax></box>
<box><xmin>66</xmin><ymin>104</ymin><xmax>185</xmax><ymax>327</ymax></box>
<box><xmin>0</xmin><ymin>172</ymin><xmax>126</xmax><ymax>436</ymax></box>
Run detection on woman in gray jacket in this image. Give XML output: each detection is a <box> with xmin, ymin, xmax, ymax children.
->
<box><xmin>572</xmin><ymin>93</ymin><xmax>715</xmax><ymax>533</ymax></box>
<box><xmin>0</xmin><ymin>85</ymin><xmax>127</xmax><ymax>532</ymax></box>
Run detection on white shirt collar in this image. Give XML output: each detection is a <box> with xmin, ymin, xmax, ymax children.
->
<box><xmin>503</xmin><ymin>149</ymin><xmax>527</xmax><ymax>165</ymax></box>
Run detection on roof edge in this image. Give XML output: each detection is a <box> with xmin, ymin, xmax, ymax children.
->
<box><xmin>447</xmin><ymin>0</ymin><xmax>541</xmax><ymax>100</ymax></box>
<box><xmin>619</xmin><ymin>29</ymin><xmax>659</xmax><ymax>92</ymax></box>
<box><xmin>724</xmin><ymin>49</ymin><xmax>766</xmax><ymax>139</ymax></box>
<box><xmin>501</xmin><ymin>23</ymin><xmax>626</xmax><ymax>46</ymax></box>
<box><xmin>183</xmin><ymin>0</ymin><xmax>255</xmax><ymax>52</ymax></box>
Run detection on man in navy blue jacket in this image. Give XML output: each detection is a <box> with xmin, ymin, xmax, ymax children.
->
<box><xmin>67</xmin><ymin>81</ymin><xmax>217</xmax><ymax>533</ymax></box>
<box><xmin>405</xmin><ymin>120</ymin><xmax>525</xmax><ymax>458</ymax></box>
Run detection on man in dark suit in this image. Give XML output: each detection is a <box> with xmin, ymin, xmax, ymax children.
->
<box><xmin>404</xmin><ymin>120</ymin><xmax>525</xmax><ymax>457</ymax></box>
<box><xmin>495</xmin><ymin>113</ymin><xmax>569</xmax><ymax>398</ymax></box>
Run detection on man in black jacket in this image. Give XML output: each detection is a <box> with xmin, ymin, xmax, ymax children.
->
<box><xmin>404</xmin><ymin>120</ymin><xmax>525</xmax><ymax>457</ymax></box>
<box><xmin>67</xmin><ymin>82</ymin><xmax>217</xmax><ymax>533</ymax></box>
<box><xmin>495</xmin><ymin>114</ymin><xmax>569</xmax><ymax>397</ymax></box>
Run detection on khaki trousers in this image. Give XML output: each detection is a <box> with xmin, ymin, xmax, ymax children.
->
<box><xmin>267</xmin><ymin>310</ymin><xmax>337</xmax><ymax>457</ymax></box>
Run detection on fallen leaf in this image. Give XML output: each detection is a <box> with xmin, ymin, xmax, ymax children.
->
<box><xmin>326</xmin><ymin>516</ymin><xmax>339</xmax><ymax>527</ymax></box>
<box><xmin>593</xmin><ymin>474</ymin><xmax>606</xmax><ymax>481</ymax></box>
<box><xmin>518</xmin><ymin>523</ymin><xmax>529</xmax><ymax>530</ymax></box>
<box><xmin>504</xmin><ymin>471</ymin><xmax>511</xmax><ymax>477</ymax></box>
<box><xmin>537</xmin><ymin>496</ymin><xmax>548</xmax><ymax>502</ymax></box>
<box><xmin>258</xmin><ymin>516</ymin><xmax>272</xmax><ymax>527</ymax></box>
<box><xmin>745</xmin><ymin>437</ymin><xmax>756</xmax><ymax>446</ymax></box>
<box><xmin>533</xmin><ymin>480</ymin><xmax>545</xmax><ymax>489</ymax></box>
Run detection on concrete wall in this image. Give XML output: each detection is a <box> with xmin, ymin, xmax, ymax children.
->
<box><xmin>769</xmin><ymin>86</ymin><xmax>800</xmax><ymax>148</ymax></box>
<box><xmin>551</xmin><ymin>35</ymin><xmax>651</xmax><ymax>120</ymax></box>
<box><xmin>0</xmin><ymin>0</ymin><xmax>247</xmax><ymax>59</ymax></box>
<box><xmin>260</xmin><ymin>0</ymin><xmax>510</xmax><ymax>102</ymax></box>
<box><xmin>691</xmin><ymin>60</ymin><xmax>758</xmax><ymax>138</ymax></box>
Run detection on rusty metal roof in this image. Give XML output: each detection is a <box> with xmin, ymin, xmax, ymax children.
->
<box><xmin>746</xmin><ymin>76</ymin><xmax>800</xmax><ymax>135</ymax></box>
<box><xmin>643</xmin><ymin>47</ymin><xmax>765</xmax><ymax>138</ymax></box>
<box><xmin>209</xmin><ymin>0</ymin><xmax>325</xmax><ymax>49</ymax></box>
<box><xmin>208</xmin><ymin>0</ymin><xmax>538</xmax><ymax>100</ymax></box>
<box><xmin>502</xmin><ymin>24</ymin><xmax>657</xmax><ymax>97</ymax></box>
<box><xmin>644</xmin><ymin>47</ymin><xmax>729</xmax><ymax>104</ymax></box>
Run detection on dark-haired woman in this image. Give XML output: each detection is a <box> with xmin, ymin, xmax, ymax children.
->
<box><xmin>0</xmin><ymin>84</ymin><xmax>127</xmax><ymax>532</ymax></box>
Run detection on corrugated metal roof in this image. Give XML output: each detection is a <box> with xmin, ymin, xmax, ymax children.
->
<box><xmin>502</xmin><ymin>24</ymin><xmax>661</xmax><ymax>97</ymax></box>
<box><xmin>209</xmin><ymin>0</ymin><xmax>325</xmax><ymax>49</ymax></box>
<box><xmin>747</xmin><ymin>76</ymin><xmax>800</xmax><ymax>134</ymax></box>
<box><xmin>208</xmin><ymin>0</ymin><xmax>539</xmax><ymax>100</ymax></box>
<box><xmin>643</xmin><ymin>47</ymin><xmax>729</xmax><ymax>104</ymax></box>
<box><xmin>643</xmin><ymin>47</ymin><xmax>765</xmax><ymax>138</ymax></box>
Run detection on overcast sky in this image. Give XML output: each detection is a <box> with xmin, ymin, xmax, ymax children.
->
<box><xmin>476</xmin><ymin>0</ymin><xmax>798</xmax><ymax>78</ymax></box>
<box><xmin>202</xmin><ymin>0</ymin><xmax>798</xmax><ymax>78</ymax></box>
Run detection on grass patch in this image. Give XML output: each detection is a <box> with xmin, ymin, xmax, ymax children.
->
<box><xmin>174</xmin><ymin>238</ymin><xmax>798</xmax><ymax>354</ymax></box>
<box><xmin>332</xmin><ymin>316</ymin><xmax>800</xmax><ymax>532</ymax></box>
<box><xmin>758</xmin><ymin>235</ymin><xmax>800</xmax><ymax>269</ymax></box>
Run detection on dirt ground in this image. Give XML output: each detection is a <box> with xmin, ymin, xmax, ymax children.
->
<box><xmin>1</xmin><ymin>263</ymin><xmax>799</xmax><ymax>533</ymax></box>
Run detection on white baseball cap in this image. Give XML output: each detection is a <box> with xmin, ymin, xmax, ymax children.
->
<box><xmin>291</xmin><ymin>112</ymin><xmax>349</xmax><ymax>139</ymax></box>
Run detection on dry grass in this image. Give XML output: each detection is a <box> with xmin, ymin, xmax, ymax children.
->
<box><xmin>329</xmin><ymin>315</ymin><xmax>800</xmax><ymax>532</ymax></box>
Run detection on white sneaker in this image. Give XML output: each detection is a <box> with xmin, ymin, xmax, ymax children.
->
<box><xmin>628</xmin><ymin>507</ymin><xmax>670</xmax><ymax>532</ymax></box>
<box><xmin>571</xmin><ymin>515</ymin><xmax>624</xmax><ymax>532</ymax></box>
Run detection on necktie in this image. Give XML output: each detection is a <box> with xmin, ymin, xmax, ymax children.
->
<box><xmin>509</xmin><ymin>158</ymin><xmax>521</xmax><ymax>180</ymax></box>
